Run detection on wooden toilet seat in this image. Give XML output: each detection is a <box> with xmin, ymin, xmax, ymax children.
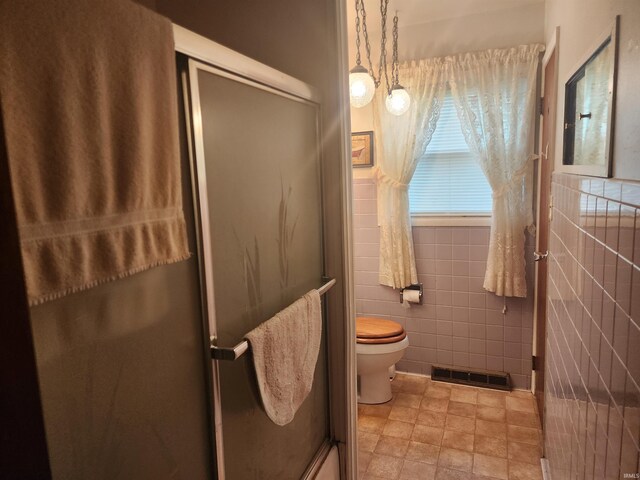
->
<box><xmin>356</xmin><ymin>317</ymin><xmax>407</xmax><ymax>344</ymax></box>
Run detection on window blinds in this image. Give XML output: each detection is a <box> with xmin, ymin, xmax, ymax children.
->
<box><xmin>409</xmin><ymin>94</ymin><xmax>493</xmax><ymax>215</ymax></box>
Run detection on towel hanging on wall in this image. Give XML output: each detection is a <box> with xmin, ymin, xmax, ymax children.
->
<box><xmin>245</xmin><ymin>290</ymin><xmax>322</xmax><ymax>426</ymax></box>
<box><xmin>0</xmin><ymin>0</ymin><xmax>190</xmax><ymax>305</ymax></box>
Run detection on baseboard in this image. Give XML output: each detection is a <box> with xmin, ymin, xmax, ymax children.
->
<box><xmin>541</xmin><ymin>458</ymin><xmax>551</xmax><ymax>480</ymax></box>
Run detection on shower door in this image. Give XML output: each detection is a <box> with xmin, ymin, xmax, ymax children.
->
<box><xmin>185</xmin><ymin>57</ymin><xmax>330</xmax><ymax>479</ymax></box>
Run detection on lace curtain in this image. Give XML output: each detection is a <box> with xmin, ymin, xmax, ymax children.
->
<box><xmin>373</xmin><ymin>59</ymin><xmax>446</xmax><ymax>288</ymax></box>
<box><xmin>448</xmin><ymin>44</ymin><xmax>544</xmax><ymax>297</ymax></box>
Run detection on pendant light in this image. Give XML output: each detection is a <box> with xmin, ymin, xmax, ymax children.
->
<box><xmin>385</xmin><ymin>14</ymin><xmax>411</xmax><ymax>116</ymax></box>
<box><xmin>348</xmin><ymin>0</ymin><xmax>410</xmax><ymax>115</ymax></box>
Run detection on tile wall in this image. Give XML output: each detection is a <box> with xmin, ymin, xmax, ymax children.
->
<box><xmin>353</xmin><ymin>177</ymin><xmax>536</xmax><ymax>389</ymax></box>
<box><xmin>545</xmin><ymin>172</ymin><xmax>640</xmax><ymax>479</ymax></box>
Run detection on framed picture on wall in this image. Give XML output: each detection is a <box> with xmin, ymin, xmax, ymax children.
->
<box><xmin>351</xmin><ymin>131</ymin><xmax>374</xmax><ymax>168</ymax></box>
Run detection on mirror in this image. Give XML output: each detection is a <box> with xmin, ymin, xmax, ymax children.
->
<box><xmin>562</xmin><ymin>16</ymin><xmax>618</xmax><ymax>177</ymax></box>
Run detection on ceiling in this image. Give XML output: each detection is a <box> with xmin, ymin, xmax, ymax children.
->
<box><xmin>346</xmin><ymin>0</ymin><xmax>544</xmax><ymax>31</ymax></box>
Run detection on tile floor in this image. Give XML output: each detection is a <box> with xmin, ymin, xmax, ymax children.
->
<box><xmin>357</xmin><ymin>373</ymin><xmax>544</xmax><ymax>480</ymax></box>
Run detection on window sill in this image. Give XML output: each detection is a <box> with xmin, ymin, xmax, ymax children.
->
<box><xmin>411</xmin><ymin>214</ymin><xmax>492</xmax><ymax>227</ymax></box>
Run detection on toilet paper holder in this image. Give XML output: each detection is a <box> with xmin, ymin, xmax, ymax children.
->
<box><xmin>400</xmin><ymin>283</ymin><xmax>423</xmax><ymax>305</ymax></box>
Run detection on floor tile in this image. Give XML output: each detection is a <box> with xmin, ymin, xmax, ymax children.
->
<box><xmin>359</xmin><ymin>415</ymin><xmax>387</xmax><ymax>434</ymax></box>
<box><xmin>366</xmin><ymin>453</ymin><xmax>404</xmax><ymax>479</ymax></box>
<box><xmin>399</xmin><ymin>459</ymin><xmax>437</xmax><ymax>479</ymax></box>
<box><xmin>434</xmin><ymin>467</ymin><xmax>471</xmax><ymax>479</ymax></box>
<box><xmin>395</xmin><ymin>393</ymin><xmax>423</xmax><ymax>409</ymax></box>
<box><xmin>401</xmin><ymin>375</ymin><xmax>429</xmax><ymax>394</ymax></box>
<box><xmin>412</xmin><ymin>424</ymin><xmax>444</xmax><ymax>445</ymax></box>
<box><xmin>362</xmin><ymin>473</ymin><xmax>387</xmax><ymax>480</ymax></box>
<box><xmin>448</xmin><ymin>401</ymin><xmax>477</xmax><ymax>418</ymax></box>
<box><xmin>405</xmin><ymin>441</ymin><xmax>440</xmax><ymax>465</ymax></box>
<box><xmin>383</xmin><ymin>420</ymin><xmax>415</xmax><ymax>440</ymax></box>
<box><xmin>474</xmin><ymin>434</ymin><xmax>508</xmax><ymax>458</ymax></box>
<box><xmin>357</xmin><ymin>374</ymin><xmax>542</xmax><ymax>480</ymax></box>
<box><xmin>508</xmin><ymin>460</ymin><xmax>543</xmax><ymax>480</ymax></box>
<box><xmin>417</xmin><ymin>410</ymin><xmax>446</xmax><ymax>428</ymax></box>
<box><xmin>358</xmin><ymin>451</ymin><xmax>372</xmax><ymax>476</ymax></box>
<box><xmin>360</xmin><ymin>403</ymin><xmax>393</xmax><ymax>419</ymax></box>
<box><xmin>477</xmin><ymin>391</ymin><xmax>507</xmax><ymax>408</ymax></box>
<box><xmin>445</xmin><ymin>414</ymin><xmax>476</xmax><ymax>434</ymax></box>
<box><xmin>476</xmin><ymin>419</ymin><xmax>508</xmax><ymax>439</ymax></box>
<box><xmin>450</xmin><ymin>386</ymin><xmax>478</xmax><ymax>404</ymax></box>
<box><xmin>507</xmin><ymin>425</ymin><xmax>541</xmax><ymax>446</ymax></box>
<box><xmin>505</xmin><ymin>396</ymin><xmax>536</xmax><ymax>413</ymax></box>
<box><xmin>509</xmin><ymin>389</ymin><xmax>534</xmax><ymax>399</ymax></box>
<box><xmin>473</xmin><ymin>453</ymin><xmax>508</xmax><ymax>479</ymax></box>
<box><xmin>507</xmin><ymin>441</ymin><xmax>541</xmax><ymax>465</ymax></box>
<box><xmin>437</xmin><ymin>447</ymin><xmax>473</xmax><ymax>472</ymax></box>
<box><xmin>358</xmin><ymin>431</ymin><xmax>380</xmax><ymax>453</ymax></box>
<box><xmin>374</xmin><ymin>435</ymin><xmax>410</xmax><ymax>458</ymax></box>
<box><xmin>421</xmin><ymin>397</ymin><xmax>449</xmax><ymax>413</ymax></box>
<box><xmin>362</xmin><ymin>473</ymin><xmax>388</xmax><ymax>480</ymax></box>
<box><xmin>506</xmin><ymin>410</ymin><xmax>540</xmax><ymax>428</ymax></box>
<box><xmin>390</xmin><ymin>405</ymin><xmax>419</xmax><ymax>423</ymax></box>
<box><xmin>442</xmin><ymin>429</ymin><xmax>474</xmax><ymax>452</ymax></box>
<box><xmin>477</xmin><ymin>405</ymin><xmax>506</xmax><ymax>423</ymax></box>
<box><xmin>425</xmin><ymin>385</ymin><xmax>452</xmax><ymax>399</ymax></box>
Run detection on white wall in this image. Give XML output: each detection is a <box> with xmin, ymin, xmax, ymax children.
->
<box><xmin>545</xmin><ymin>0</ymin><xmax>640</xmax><ymax>180</ymax></box>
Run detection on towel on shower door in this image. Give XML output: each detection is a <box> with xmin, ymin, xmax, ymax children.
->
<box><xmin>0</xmin><ymin>0</ymin><xmax>190</xmax><ymax>305</ymax></box>
<box><xmin>245</xmin><ymin>290</ymin><xmax>322</xmax><ymax>426</ymax></box>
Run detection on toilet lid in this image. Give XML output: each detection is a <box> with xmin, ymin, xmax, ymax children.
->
<box><xmin>356</xmin><ymin>317</ymin><xmax>406</xmax><ymax>344</ymax></box>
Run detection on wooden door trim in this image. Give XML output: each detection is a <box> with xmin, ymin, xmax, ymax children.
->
<box><xmin>532</xmin><ymin>26</ymin><xmax>560</xmax><ymax>428</ymax></box>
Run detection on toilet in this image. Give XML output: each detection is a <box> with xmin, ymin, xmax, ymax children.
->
<box><xmin>356</xmin><ymin>316</ymin><xmax>409</xmax><ymax>404</ymax></box>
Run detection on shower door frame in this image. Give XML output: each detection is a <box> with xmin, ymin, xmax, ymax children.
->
<box><xmin>173</xmin><ymin>24</ymin><xmax>356</xmax><ymax>480</ymax></box>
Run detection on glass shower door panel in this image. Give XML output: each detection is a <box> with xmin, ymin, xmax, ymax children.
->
<box><xmin>193</xmin><ymin>63</ymin><xmax>328</xmax><ymax>479</ymax></box>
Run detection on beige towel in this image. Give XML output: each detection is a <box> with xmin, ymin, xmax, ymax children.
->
<box><xmin>0</xmin><ymin>0</ymin><xmax>189</xmax><ymax>304</ymax></box>
<box><xmin>245</xmin><ymin>290</ymin><xmax>322</xmax><ymax>426</ymax></box>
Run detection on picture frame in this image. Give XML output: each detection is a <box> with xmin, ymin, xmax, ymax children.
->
<box><xmin>351</xmin><ymin>131</ymin><xmax>374</xmax><ymax>168</ymax></box>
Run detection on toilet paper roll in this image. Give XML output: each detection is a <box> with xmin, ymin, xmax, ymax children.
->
<box><xmin>403</xmin><ymin>289</ymin><xmax>421</xmax><ymax>304</ymax></box>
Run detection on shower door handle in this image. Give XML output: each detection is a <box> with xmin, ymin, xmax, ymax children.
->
<box><xmin>534</xmin><ymin>251</ymin><xmax>548</xmax><ymax>262</ymax></box>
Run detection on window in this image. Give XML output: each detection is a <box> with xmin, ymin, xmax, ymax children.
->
<box><xmin>409</xmin><ymin>94</ymin><xmax>492</xmax><ymax>216</ymax></box>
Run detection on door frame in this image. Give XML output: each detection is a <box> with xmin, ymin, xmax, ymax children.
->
<box><xmin>173</xmin><ymin>24</ymin><xmax>355</xmax><ymax>479</ymax></box>
<box><xmin>0</xmin><ymin>106</ymin><xmax>52</xmax><ymax>480</ymax></box>
<box><xmin>532</xmin><ymin>27</ymin><xmax>560</xmax><ymax>427</ymax></box>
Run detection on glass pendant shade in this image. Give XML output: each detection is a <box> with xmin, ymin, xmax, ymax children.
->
<box><xmin>349</xmin><ymin>65</ymin><xmax>375</xmax><ymax>108</ymax></box>
<box><xmin>385</xmin><ymin>85</ymin><xmax>411</xmax><ymax>116</ymax></box>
